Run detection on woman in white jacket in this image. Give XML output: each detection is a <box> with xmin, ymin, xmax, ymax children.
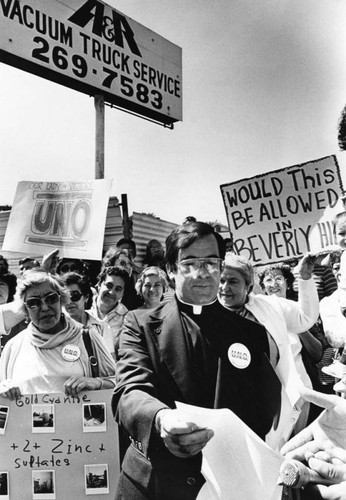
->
<box><xmin>218</xmin><ymin>253</ymin><xmax>319</xmax><ymax>449</ymax></box>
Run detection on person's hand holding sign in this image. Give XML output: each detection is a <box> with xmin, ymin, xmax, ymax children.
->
<box><xmin>41</xmin><ymin>248</ymin><xmax>59</xmax><ymax>274</ymax></box>
<box><xmin>295</xmin><ymin>253</ymin><xmax>316</xmax><ymax>280</ymax></box>
<box><xmin>0</xmin><ymin>380</ymin><xmax>21</xmax><ymax>400</ymax></box>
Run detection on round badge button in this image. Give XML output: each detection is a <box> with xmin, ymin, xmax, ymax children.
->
<box><xmin>228</xmin><ymin>343</ymin><xmax>251</xmax><ymax>369</ymax></box>
<box><xmin>61</xmin><ymin>344</ymin><xmax>81</xmax><ymax>362</ymax></box>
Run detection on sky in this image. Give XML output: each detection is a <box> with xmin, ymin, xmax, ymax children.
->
<box><xmin>1</xmin><ymin>0</ymin><xmax>346</xmax><ymax>227</ymax></box>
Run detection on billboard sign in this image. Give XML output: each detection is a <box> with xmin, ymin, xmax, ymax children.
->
<box><xmin>0</xmin><ymin>0</ymin><xmax>182</xmax><ymax>125</ymax></box>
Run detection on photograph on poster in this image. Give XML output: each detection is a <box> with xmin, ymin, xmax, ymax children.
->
<box><xmin>32</xmin><ymin>470</ymin><xmax>56</xmax><ymax>500</ymax></box>
<box><xmin>32</xmin><ymin>404</ymin><xmax>55</xmax><ymax>433</ymax></box>
<box><xmin>85</xmin><ymin>464</ymin><xmax>109</xmax><ymax>495</ymax></box>
<box><xmin>0</xmin><ymin>407</ymin><xmax>9</xmax><ymax>435</ymax></box>
<box><xmin>83</xmin><ymin>403</ymin><xmax>106</xmax><ymax>433</ymax></box>
<box><xmin>0</xmin><ymin>472</ymin><xmax>9</xmax><ymax>499</ymax></box>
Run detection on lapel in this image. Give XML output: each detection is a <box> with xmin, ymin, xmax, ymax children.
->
<box><xmin>145</xmin><ymin>298</ymin><xmax>195</xmax><ymax>402</ymax></box>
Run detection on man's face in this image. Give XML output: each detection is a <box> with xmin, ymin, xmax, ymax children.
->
<box><xmin>170</xmin><ymin>234</ymin><xmax>221</xmax><ymax>305</ymax></box>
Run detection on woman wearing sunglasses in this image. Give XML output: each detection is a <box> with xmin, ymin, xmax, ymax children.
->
<box><xmin>0</xmin><ymin>270</ymin><xmax>116</xmax><ymax>400</ymax></box>
<box><xmin>61</xmin><ymin>272</ymin><xmax>100</xmax><ymax>329</ymax></box>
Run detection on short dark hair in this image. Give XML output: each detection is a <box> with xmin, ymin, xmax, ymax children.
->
<box><xmin>61</xmin><ymin>272</ymin><xmax>93</xmax><ymax>309</ymax></box>
<box><xmin>0</xmin><ymin>272</ymin><xmax>17</xmax><ymax>302</ymax></box>
<box><xmin>102</xmin><ymin>247</ymin><xmax>133</xmax><ymax>268</ymax></box>
<box><xmin>165</xmin><ymin>221</ymin><xmax>225</xmax><ymax>272</ymax></box>
<box><xmin>116</xmin><ymin>238</ymin><xmax>137</xmax><ymax>257</ymax></box>
<box><xmin>258</xmin><ymin>264</ymin><xmax>295</xmax><ymax>299</ymax></box>
<box><xmin>97</xmin><ymin>266</ymin><xmax>130</xmax><ymax>287</ymax></box>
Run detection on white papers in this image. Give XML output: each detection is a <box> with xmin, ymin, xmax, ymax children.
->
<box><xmin>176</xmin><ymin>402</ymin><xmax>284</xmax><ymax>500</ymax></box>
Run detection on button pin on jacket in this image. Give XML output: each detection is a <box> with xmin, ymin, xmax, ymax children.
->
<box><xmin>228</xmin><ymin>343</ymin><xmax>251</xmax><ymax>369</ymax></box>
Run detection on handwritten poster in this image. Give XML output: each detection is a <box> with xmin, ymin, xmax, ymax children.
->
<box><xmin>0</xmin><ymin>391</ymin><xmax>120</xmax><ymax>499</ymax></box>
<box><xmin>220</xmin><ymin>155</ymin><xmax>345</xmax><ymax>265</ymax></box>
<box><xmin>2</xmin><ymin>179</ymin><xmax>113</xmax><ymax>260</ymax></box>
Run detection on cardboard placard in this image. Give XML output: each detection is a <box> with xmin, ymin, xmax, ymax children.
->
<box><xmin>221</xmin><ymin>155</ymin><xmax>345</xmax><ymax>265</ymax></box>
<box><xmin>3</xmin><ymin>180</ymin><xmax>112</xmax><ymax>260</ymax></box>
<box><xmin>0</xmin><ymin>391</ymin><xmax>120</xmax><ymax>499</ymax></box>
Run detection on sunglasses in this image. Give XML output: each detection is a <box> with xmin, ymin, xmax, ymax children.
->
<box><xmin>25</xmin><ymin>292</ymin><xmax>60</xmax><ymax>310</ymax></box>
<box><xmin>60</xmin><ymin>264</ymin><xmax>81</xmax><ymax>273</ymax></box>
<box><xmin>68</xmin><ymin>290</ymin><xmax>83</xmax><ymax>302</ymax></box>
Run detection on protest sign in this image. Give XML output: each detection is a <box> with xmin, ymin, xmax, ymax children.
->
<box><xmin>0</xmin><ymin>390</ymin><xmax>120</xmax><ymax>499</ymax></box>
<box><xmin>2</xmin><ymin>179</ymin><xmax>112</xmax><ymax>260</ymax></box>
<box><xmin>220</xmin><ymin>155</ymin><xmax>345</xmax><ymax>265</ymax></box>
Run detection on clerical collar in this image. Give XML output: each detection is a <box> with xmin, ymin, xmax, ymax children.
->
<box><xmin>177</xmin><ymin>297</ymin><xmax>217</xmax><ymax>315</ymax></box>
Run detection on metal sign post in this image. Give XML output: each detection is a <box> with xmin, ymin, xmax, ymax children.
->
<box><xmin>95</xmin><ymin>94</ymin><xmax>105</xmax><ymax>180</ymax></box>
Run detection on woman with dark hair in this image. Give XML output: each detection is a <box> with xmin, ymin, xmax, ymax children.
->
<box><xmin>0</xmin><ymin>270</ymin><xmax>116</xmax><ymax>399</ymax></box>
<box><xmin>258</xmin><ymin>263</ymin><xmax>296</xmax><ymax>300</ymax></box>
<box><xmin>102</xmin><ymin>248</ymin><xmax>133</xmax><ymax>276</ymax></box>
<box><xmin>89</xmin><ymin>266</ymin><xmax>130</xmax><ymax>359</ymax></box>
<box><xmin>61</xmin><ymin>272</ymin><xmax>104</xmax><ymax>337</ymax></box>
<box><xmin>101</xmin><ymin>248</ymin><xmax>141</xmax><ymax>310</ymax></box>
<box><xmin>143</xmin><ymin>239</ymin><xmax>166</xmax><ymax>271</ymax></box>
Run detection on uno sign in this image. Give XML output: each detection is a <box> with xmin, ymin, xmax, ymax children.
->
<box><xmin>0</xmin><ymin>0</ymin><xmax>182</xmax><ymax>125</ymax></box>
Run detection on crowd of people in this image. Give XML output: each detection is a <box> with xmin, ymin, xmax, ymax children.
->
<box><xmin>0</xmin><ymin>219</ymin><xmax>346</xmax><ymax>499</ymax></box>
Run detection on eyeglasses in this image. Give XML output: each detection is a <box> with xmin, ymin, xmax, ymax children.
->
<box><xmin>25</xmin><ymin>292</ymin><xmax>60</xmax><ymax>310</ymax></box>
<box><xmin>60</xmin><ymin>264</ymin><xmax>81</xmax><ymax>274</ymax></box>
<box><xmin>68</xmin><ymin>290</ymin><xmax>83</xmax><ymax>302</ymax></box>
<box><xmin>178</xmin><ymin>258</ymin><xmax>222</xmax><ymax>275</ymax></box>
<box><xmin>263</xmin><ymin>275</ymin><xmax>285</xmax><ymax>285</ymax></box>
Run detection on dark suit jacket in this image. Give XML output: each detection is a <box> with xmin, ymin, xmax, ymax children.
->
<box><xmin>112</xmin><ymin>298</ymin><xmax>280</xmax><ymax>500</ymax></box>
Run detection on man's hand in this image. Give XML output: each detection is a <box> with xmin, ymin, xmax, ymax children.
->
<box><xmin>305</xmin><ymin>452</ymin><xmax>346</xmax><ymax>500</ymax></box>
<box><xmin>281</xmin><ymin>388</ymin><xmax>346</xmax><ymax>460</ymax></box>
<box><xmin>155</xmin><ymin>408</ymin><xmax>214</xmax><ymax>458</ymax></box>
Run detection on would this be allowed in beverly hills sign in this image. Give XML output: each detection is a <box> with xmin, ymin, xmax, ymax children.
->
<box><xmin>221</xmin><ymin>155</ymin><xmax>345</xmax><ymax>265</ymax></box>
